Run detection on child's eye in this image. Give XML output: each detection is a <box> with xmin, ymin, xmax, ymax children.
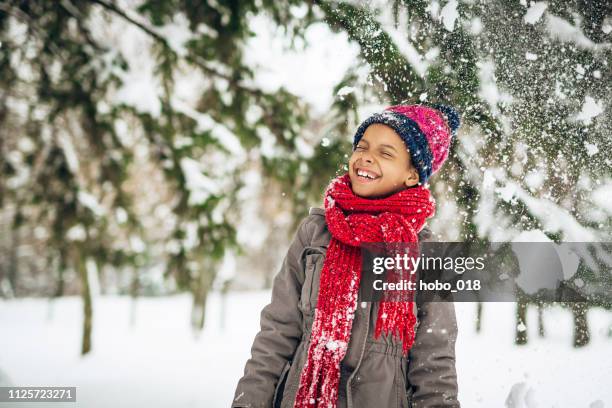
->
<box><xmin>381</xmin><ymin>151</ymin><xmax>392</xmax><ymax>157</ymax></box>
<box><xmin>355</xmin><ymin>145</ymin><xmax>365</xmax><ymax>151</ymax></box>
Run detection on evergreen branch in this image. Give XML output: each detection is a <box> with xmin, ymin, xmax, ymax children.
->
<box><xmin>0</xmin><ymin>2</ymin><xmax>64</xmax><ymax>59</ymax></box>
<box><xmin>313</xmin><ymin>0</ymin><xmax>424</xmax><ymax>102</ymax></box>
<box><xmin>59</xmin><ymin>0</ymin><xmax>107</xmax><ymax>51</ymax></box>
<box><xmin>89</xmin><ymin>0</ymin><xmax>168</xmax><ymax>45</ymax></box>
<box><xmin>88</xmin><ymin>0</ymin><xmax>266</xmax><ymax>99</ymax></box>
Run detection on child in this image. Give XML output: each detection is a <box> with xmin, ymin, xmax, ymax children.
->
<box><xmin>233</xmin><ymin>104</ymin><xmax>461</xmax><ymax>408</ymax></box>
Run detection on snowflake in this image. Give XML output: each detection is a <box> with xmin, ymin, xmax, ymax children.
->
<box><xmin>325</xmin><ymin>340</ymin><xmax>347</xmax><ymax>352</ymax></box>
<box><xmin>584</xmin><ymin>142</ymin><xmax>599</xmax><ymax>157</ymax></box>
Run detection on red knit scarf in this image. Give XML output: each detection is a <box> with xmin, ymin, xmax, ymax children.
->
<box><xmin>293</xmin><ymin>173</ymin><xmax>435</xmax><ymax>408</ymax></box>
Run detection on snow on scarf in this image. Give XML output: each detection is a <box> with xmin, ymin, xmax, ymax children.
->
<box><xmin>293</xmin><ymin>172</ymin><xmax>435</xmax><ymax>408</ymax></box>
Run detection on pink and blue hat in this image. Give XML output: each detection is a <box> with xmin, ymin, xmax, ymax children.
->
<box><xmin>352</xmin><ymin>103</ymin><xmax>461</xmax><ymax>184</ymax></box>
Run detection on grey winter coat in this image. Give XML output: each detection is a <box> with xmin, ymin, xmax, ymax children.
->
<box><xmin>232</xmin><ymin>207</ymin><xmax>460</xmax><ymax>408</ymax></box>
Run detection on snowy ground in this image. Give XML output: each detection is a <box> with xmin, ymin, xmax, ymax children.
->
<box><xmin>0</xmin><ymin>293</ymin><xmax>610</xmax><ymax>408</ymax></box>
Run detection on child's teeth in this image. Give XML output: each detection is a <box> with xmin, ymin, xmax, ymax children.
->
<box><xmin>358</xmin><ymin>170</ymin><xmax>376</xmax><ymax>179</ymax></box>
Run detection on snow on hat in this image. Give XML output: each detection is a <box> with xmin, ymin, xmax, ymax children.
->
<box><xmin>352</xmin><ymin>103</ymin><xmax>461</xmax><ymax>184</ymax></box>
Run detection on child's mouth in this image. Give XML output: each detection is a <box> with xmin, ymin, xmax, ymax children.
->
<box><xmin>355</xmin><ymin>168</ymin><xmax>381</xmax><ymax>184</ymax></box>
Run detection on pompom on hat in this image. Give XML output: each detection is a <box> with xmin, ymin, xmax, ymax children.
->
<box><xmin>352</xmin><ymin>103</ymin><xmax>461</xmax><ymax>184</ymax></box>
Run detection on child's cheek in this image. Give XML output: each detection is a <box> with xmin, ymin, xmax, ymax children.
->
<box><xmin>348</xmin><ymin>155</ymin><xmax>358</xmax><ymax>171</ymax></box>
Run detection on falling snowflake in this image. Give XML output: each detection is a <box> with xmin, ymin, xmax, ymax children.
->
<box><xmin>524</xmin><ymin>2</ymin><xmax>547</xmax><ymax>24</ymax></box>
<box><xmin>584</xmin><ymin>142</ymin><xmax>599</xmax><ymax>157</ymax></box>
<box><xmin>575</xmin><ymin>96</ymin><xmax>603</xmax><ymax>125</ymax></box>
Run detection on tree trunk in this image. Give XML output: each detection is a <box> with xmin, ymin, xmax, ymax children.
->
<box><xmin>55</xmin><ymin>247</ymin><xmax>67</xmax><ymax>298</ymax></box>
<box><xmin>7</xmin><ymin>218</ymin><xmax>20</xmax><ymax>297</ymax></box>
<box><xmin>46</xmin><ymin>252</ymin><xmax>59</xmax><ymax>322</ymax></box>
<box><xmin>129</xmin><ymin>267</ymin><xmax>139</xmax><ymax>327</ymax></box>
<box><xmin>219</xmin><ymin>280</ymin><xmax>231</xmax><ymax>331</ymax></box>
<box><xmin>77</xmin><ymin>250</ymin><xmax>93</xmax><ymax>355</ymax></box>
<box><xmin>475</xmin><ymin>301</ymin><xmax>482</xmax><ymax>333</ymax></box>
<box><xmin>515</xmin><ymin>301</ymin><xmax>528</xmax><ymax>345</ymax></box>
<box><xmin>571</xmin><ymin>302</ymin><xmax>590</xmax><ymax>347</ymax></box>
<box><xmin>96</xmin><ymin>260</ymin><xmax>108</xmax><ymax>295</ymax></box>
<box><xmin>191</xmin><ymin>268</ymin><xmax>213</xmax><ymax>333</ymax></box>
<box><xmin>537</xmin><ymin>303</ymin><xmax>545</xmax><ymax>337</ymax></box>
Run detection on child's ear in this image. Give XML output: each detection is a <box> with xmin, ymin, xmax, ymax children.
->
<box><xmin>404</xmin><ymin>168</ymin><xmax>419</xmax><ymax>187</ymax></box>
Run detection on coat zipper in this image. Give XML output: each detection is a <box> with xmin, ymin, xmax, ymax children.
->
<box><xmin>345</xmin><ymin>300</ymin><xmax>371</xmax><ymax>408</ymax></box>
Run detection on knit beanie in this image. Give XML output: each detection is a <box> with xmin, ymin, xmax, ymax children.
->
<box><xmin>352</xmin><ymin>103</ymin><xmax>461</xmax><ymax>184</ymax></box>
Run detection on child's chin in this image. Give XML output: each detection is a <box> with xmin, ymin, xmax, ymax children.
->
<box><xmin>353</xmin><ymin>184</ymin><xmax>408</xmax><ymax>199</ymax></box>
<box><xmin>352</xmin><ymin>186</ymin><xmax>387</xmax><ymax>199</ymax></box>
<box><xmin>351</xmin><ymin>185</ymin><xmax>371</xmax><ymax>197</ymax></box>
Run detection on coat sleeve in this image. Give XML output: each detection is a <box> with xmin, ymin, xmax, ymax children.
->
<box><xmin>232</xmin><ymin>216</ymin><xmax>314</xmax><ymax>408</ymax></box>
<box><xmin>407</xmin><ymin>298</ymin><xmax>460</xmax><ymax>408</ymax></box>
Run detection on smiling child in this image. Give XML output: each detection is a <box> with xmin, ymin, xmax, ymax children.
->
<box><xmin>233</xmin><ymin>103</ymin><xmax>462</xmax><ymax>408</ymax></box>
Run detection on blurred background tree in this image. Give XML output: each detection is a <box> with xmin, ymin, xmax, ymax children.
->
<box><xmin>0</xmin><ymin>0</ymin><xmax>610</xmax><ymax>354</ymax></box>
<box><xmin>0</xmin><ymin>0</ymin><xmax>317</xmax><ymax>353</ymax></box>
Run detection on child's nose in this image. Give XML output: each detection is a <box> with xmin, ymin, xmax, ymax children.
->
<box><xmin>361</xmin><ymin>153</ymin><xmax>374</xmax><ymax>163</ymax></box>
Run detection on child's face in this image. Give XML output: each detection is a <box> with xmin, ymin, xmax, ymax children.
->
<box><xmin>348</xmin><ymin>124</ymin><xmax>420</xmax><ymax>199</ymax></box>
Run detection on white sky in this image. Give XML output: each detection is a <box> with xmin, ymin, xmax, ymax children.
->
<box><xmin>244</xmin><ymin>14</ymin><xmax>361</xmax><ymax>115</ymax></box>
